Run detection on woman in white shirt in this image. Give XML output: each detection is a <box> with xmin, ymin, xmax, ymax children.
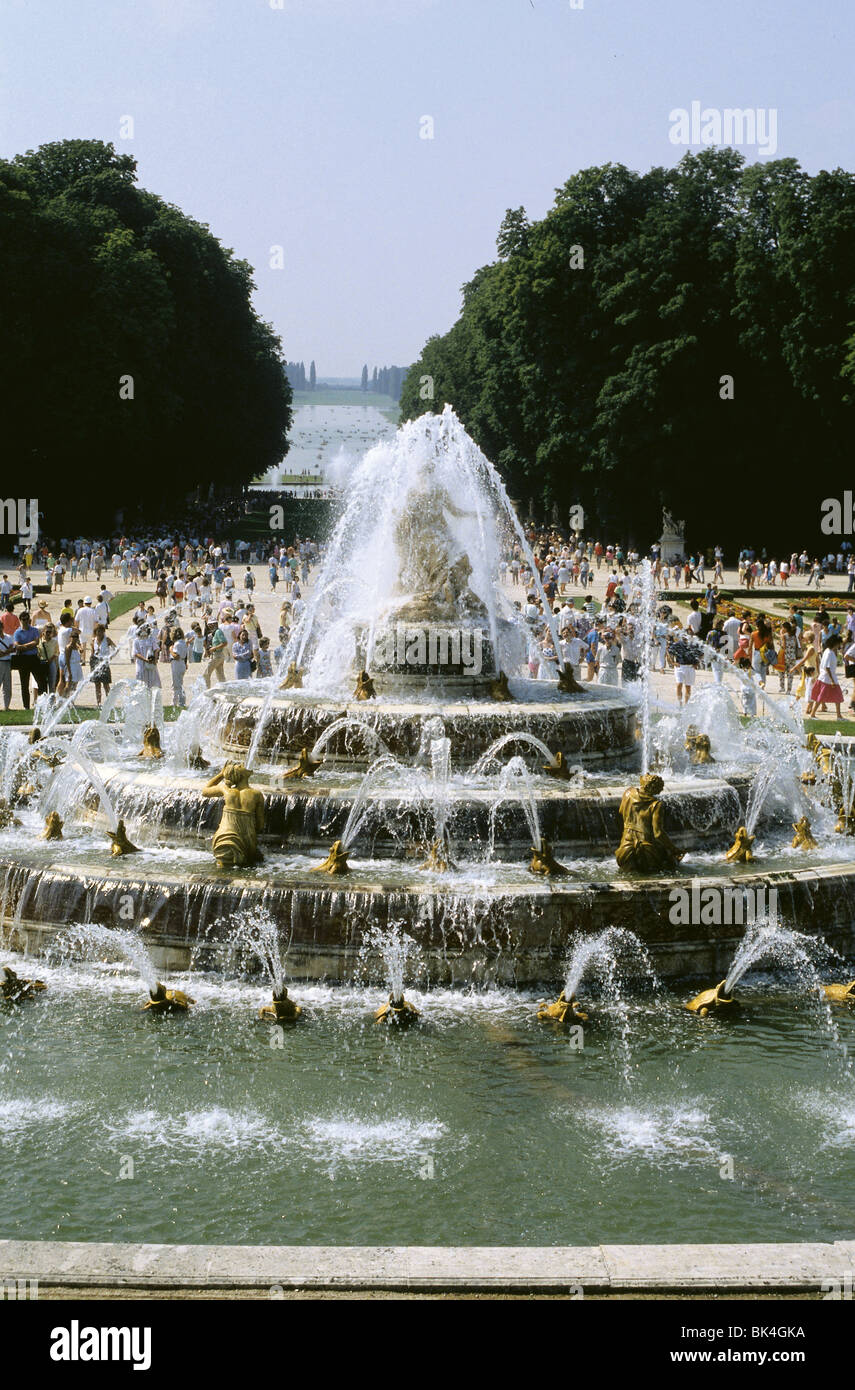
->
<box><xmin>169</xmin><ymin>628</ymin><xmax>189</xmax><ymax>708</ymax></box>
<box><xmin>806</xmin><ymin>635</ymin><xmax>843</xmax><ymax>716</ymax></box>
<box><xmin>133</xmin><ymin>624</ymin><xmax>162</xmax><ymax>690</ymax></box>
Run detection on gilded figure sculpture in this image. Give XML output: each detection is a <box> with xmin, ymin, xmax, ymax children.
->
<box><xmin>42</xmin><ymin>811</ymin><xmax>64</xmax><ymax>841</ymax></box>
<box><xmin>529</xmin><ymin>838</ymin><xmax>569</xmax><ymax>876</ymax></box>
<box><xmin>543</xmin><ymin>750</ymin><xmax>573</xmax><ymax>780</ymax></box>
<box><xmin>557</xmin><ymin>665</ymin><xmax>584</xmax><ymax>694</ymax></box>
<box><xmin>489</xmin><ymin>671</ymin><xmax>513</xmax><ymax>702</ymax></box>
<box><xmin>725</xmin><ymin>826</ymin><xmax>755</xmax><ymax>863</ymax></box>
<box><xmin>312</xmin><ymin>839</ymin><xmax>349</xmax><ymax>875</ymax></box>
<box><xmin>281</xmin><ymin>662</ymin><xmax>304</xmax><ymax>690</ymax></box>
<box><xmin>792</xmin><ymin>816</ymin><xmax>818</xmax><ymax>850</ymax></box>
<box><xmin>685</xmin><ymin>727</ymin><xmax>714</xmax><ymax>765</ymax></box>
<box><xmin>281</xmin><ymin>746</ymin><xmax>323</xmax><ymax>780</ymax></box>
<box><xmin>823</xmin><ymin>979</ymin><xmax>855</xmax><ymax>1004</ymax></box>
<box><xmin>374</xmin><ymin>993</ymin><xmax>420</xmax><ymax>1026</ymax></box>
<box><xmin>615</xmin><ymin>774</ymin><xmax>683</xmax><ymax>874</ymax></box>
<box><xmin>138</xmin><ymin>724</ymin><xmax>164</xmax><ymax>759</ymax></box>
<box><xmin>109</xmin><ymin>819</ymin><xmax>140</xmax><ymax>856</ymax></box>
<box><xmin>202</xmin><ymin>763</ymin><xmax>266</xmax><ymax>869</ymax></box>
<box><xmin>353</xmin><ymin>670</ymin><xmax>376</xmax><ymax>700</ymax></box>
<box><xmin>259</xmin><ymin>988</ymin><xmax>302</xmax><ymax>1022</ymax></box>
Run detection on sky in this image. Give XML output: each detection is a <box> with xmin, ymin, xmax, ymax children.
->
<box><xmin>2</xmin><ymin>0</ymin><xmax>854</xmax><ymax>376</ymax></box>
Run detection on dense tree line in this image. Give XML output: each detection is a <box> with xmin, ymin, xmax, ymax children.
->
<box><xmin>364</xmin><ymin>364</ymin><xmax>407</xmax><ymax>401</ymax></box>
<box><xmin>400</xmin><ymin>149</ymin><xmax>855</xmax><ymax>549</ymax></box>
<box><xmin>286</xmin><ymin>360</ymin><xmax>309</xmax><ymax>389</ymax></box>
<box><xmin>0</xmin><ymin>139</ymin><xmax>292</xmax><ymax>531</ymax></box>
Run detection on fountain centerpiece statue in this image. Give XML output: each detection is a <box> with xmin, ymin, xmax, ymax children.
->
<box><xmin>615</xmin><ymin>773</ymin><xmax>684</xmax><ymax>874</ymax></box>
<box><xmin>391</xmin><ymin>471</ymin><xmax>486</xmax><ymax>624</ymax></box>
<box><xmin>202</xmin><ymin>763</ymin><xmax>266</xmax><ymax>869</ymax></box>
<box><xmin>366</xmin><ymin>455</ymin><xmax>499</xmax><ymax>691</ymax></box>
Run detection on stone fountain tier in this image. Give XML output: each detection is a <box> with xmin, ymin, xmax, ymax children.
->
<box><xmin>4</xmin><ymin>847</ymin><xmax>855</xmax><ymax>985</ymax></box>
<box><xmin>203</xmin><ymin>682</ymin><xmax>640</xmax><ymax>769</ymax></box>
<box><xmin>92</xmin><ymin>765</ymin><xmax>757</xmax><ymax>857</ymax></box>
<box><xmin>359</xmin><ymin>617</ymin><xmax>500</xmax><ymax>698</ymax></box>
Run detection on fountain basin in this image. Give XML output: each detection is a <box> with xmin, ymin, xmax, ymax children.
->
<box><xmin>84</xmin><ymin>766</ymin><xmax>758</xmax><ymax>857</ymax></box>
<box><xmin>5</xmin><ymin>847</ymin><xmax>855</xmax><ymax>985</ymax></box>
<box><xmin>203</xmin><ymin>684</ymin><xmax>640</xmax><ymax>769</ymax></box>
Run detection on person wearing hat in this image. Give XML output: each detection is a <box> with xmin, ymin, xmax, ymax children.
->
<box><xmin>33</xmin><ymin>600</ymin><xmax>53</xmax><ymax>632</ymax></box>
<box><xmin>76</xmin><ymin>595</ymin><xmax>97</xmax><ymax>662</ymax></box>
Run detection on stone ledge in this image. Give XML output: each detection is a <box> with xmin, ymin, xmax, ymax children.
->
<box><xmin>0</xmin><ymin>1240</ymin><xmax>851</xmax><ymax>1292</ymax></box>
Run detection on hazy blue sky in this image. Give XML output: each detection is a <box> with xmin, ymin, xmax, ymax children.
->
<box><xmin>2</xmin><ymin>0</ymin><xmax>854</xmax><ymax>375</ymax></box>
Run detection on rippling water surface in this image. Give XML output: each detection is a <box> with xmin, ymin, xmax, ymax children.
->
<box><xmin>2</xmin><ymin>955</ymin><xmax>855</xmax><ymax>1246</ymax></box>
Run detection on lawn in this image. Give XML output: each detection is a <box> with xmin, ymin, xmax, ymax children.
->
<box><xmin>291</xmin><ymin>389</ymin><xmax>400</xmax><ymax>412</ymax></box>
<box><xmin>109</xmin><ymin>591</ymin><xmax>155</xmax><ymax>620</ymax></box>
<box><xmin>0</xmin><ymin>705</ymin><xmax>182</xmax><ymax>726</ymax></box>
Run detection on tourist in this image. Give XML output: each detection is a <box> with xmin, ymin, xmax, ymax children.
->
<box><xmin>63</xmin><ymin>629</ymin><xmax>83</xmax><ymax>695</ymax></box>
<box><xmin>256</xmin><ymin>636</ymin><xmax>273</xmax><ymax>678</ymax></box>
<box><xmin>668</xmin><ymin>623</ymin><xmax>700</xmax><ymax>705</ymax></box>
<box><xmin>232</xmin><ymin>627</ymin><xmax>254</xmax><ymax>680</ymax></box>
<box><xmin>55</xmin><ymin>612</ymin><xmax>76</xmax><ymax>696</ymax></box>
<box><xmin>617</xmin><ymin>618</ymin><xmax>641</xmax><ymax>684</ymax></box>
<box><xmin>596</xmin><ymin>630</ymin><xmax>620</xmax><ymax>685</ymax></box>
<box><xmin>169</xmin><ymin>627</ymin><xmax>189</xmax><ymax>708</ymax></box>
<box><xmin>706</xmin><ymin>618</ymin><xmax>726</xmax><ymax>684</ymax></box>
<box><xmin>75</xmin><ymin>596</ymin><xmax>97</xmax><ymax>662</ymax></box>
<box><xmin>132</xmin><ymin>621</ymin><xmax>162</xmax><ymax>691</ymax></box>
<box><xmin>204</xmin><ymin>622</ymin><xmax>228</xmax><ymax>687</ymax></box>
<box><xmin>90</xmin><ymin>624</ymin><xmax>117</xmax><ymax>707</ymax></box>
<box><xmin>41</xmin><ymin>624</ymin><xmax>59</xmax><ymax>693</ymax></box>
<box><xmin>806</xmin><ymin>634</ymin><xmax>844</xmax><ymax>717</ymax></box>
<box><xmin>0</xmin><ymin>622</ymin><xmax>14</xmax><ymax>710</ymax></box>
<box><xmin>189</xmin><ymin>622</ymin><xmax>206</xmax><ymax>665</ymax></box>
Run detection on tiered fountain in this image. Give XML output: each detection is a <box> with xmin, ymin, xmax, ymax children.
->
<box><xmin>3</xmin><ymin>407</ymin><xmax>855</xmax><ymax>988</ymax></box>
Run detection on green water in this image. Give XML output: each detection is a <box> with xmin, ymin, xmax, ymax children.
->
<box><xmin>2</xmin><ymin>958</ymin><xmax>855</xmax><ymax>1247</ymax></box>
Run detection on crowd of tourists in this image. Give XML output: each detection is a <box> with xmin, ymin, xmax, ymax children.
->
<box><xmin>3</xmin><ymin>517</ymin><xmax>855</xmax><ymax>719</ymax></box>
<box><xmin>0</xmin><ymin>529</ymin><xmax>320</xmax><ymax>712</ymax></box>
<box><xmin>504</xmin><ymin>530</ymin><xmax>855</xmax><ymax>716</ymax></box>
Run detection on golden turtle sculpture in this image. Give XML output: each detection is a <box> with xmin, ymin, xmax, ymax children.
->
<box><xmin>143</xmin><ymin>982</ymin><xmax>195</xmax><ymax>1014</ymax></box>
<box><xmin>1</xmin><ymin>965</ymin><xmax>47</xmax><ymax>1003</ymax></box>
<box><xmin>685</xmin><ymin>980</ymin><xmax>737</xmax><ymax>1017</ymax></box>
<box><xmin>374</xmin><ymin>994</ymin><xmax>420</xmax><ymax>1026</ymax></box>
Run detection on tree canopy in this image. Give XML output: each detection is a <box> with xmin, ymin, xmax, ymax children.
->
<box><xmin>400</xmin><ymin>150</ymin><xmax>855</xmax><ymax>549</ymax></box>
<box><xmin>0</xmin><ymin>139</ymin><xmax>292</xmax><ymax>531</ymax></box>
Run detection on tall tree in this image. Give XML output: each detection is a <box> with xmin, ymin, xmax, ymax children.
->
<box><xmin>309</xmin><ymin>360</ymin><xmax>317</xmax><ymax>390</ymax></box>
<box><xmin>0</xmin><ymin>138</ymin><xmax>293</xmax><ymax>530</ymax></box>
<box><xmin>401</xmin><ymin>150</ymin><xmax>855</xmax><ymax>547</ymax></box>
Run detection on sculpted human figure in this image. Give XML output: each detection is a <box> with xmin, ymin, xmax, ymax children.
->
<box><xmin>615</xmin><ymin>773</ymin><xmax>684</xmax><ymax>873</ymax></box>
<box><xmin>202</xmin><ymin>762</ymin><xmax>265</xmax><ymax>869</ymax></box>
<box><xmin>393</xmin><ymin>464</ymin><xmax>484</xmax><ymax>621</ymax></box>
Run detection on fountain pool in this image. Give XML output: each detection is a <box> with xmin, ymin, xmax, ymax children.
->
<box><xmin>4</xmin><ymin>407</ymin><xmax>855</xmax><ymax>1252</ymax></box>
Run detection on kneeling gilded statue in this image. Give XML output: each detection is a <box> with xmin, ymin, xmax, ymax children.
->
<box><xmin>615</xmin><ymin>774</ymin><xmax>683</xmax><ymax>874</ymax></box>
<box><xmin>202</xmin><ymin>763</ymin><xmax>266</xmax><ymax>869</ymax></box>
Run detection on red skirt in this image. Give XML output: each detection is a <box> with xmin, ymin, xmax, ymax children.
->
<box><xmin>809</xmin><ymin>679</ymin><xmax>843</xmax><ymax>705</ymax></box>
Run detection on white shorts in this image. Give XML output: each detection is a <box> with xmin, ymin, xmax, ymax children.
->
<box><xmin>675</xmin><ymin>664</ymin><xmax>696</xmax><ymax>686</ymax></box>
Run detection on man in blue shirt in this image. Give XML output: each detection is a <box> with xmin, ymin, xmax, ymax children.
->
<box><xmin>13</xmin><ymin>616</ymin><xmax>47</xmax><ymax>710</ymax></box>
